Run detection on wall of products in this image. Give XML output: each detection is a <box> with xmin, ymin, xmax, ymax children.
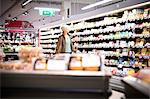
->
<box><xmin>0</xmin><ymin>31</ymin><xmax>36</xmax><ymax>60</ymax></box>
<box><xmin>40</xmin><ymin>6</ymin><xmax>150</xmax><ymax>76</ymax></box>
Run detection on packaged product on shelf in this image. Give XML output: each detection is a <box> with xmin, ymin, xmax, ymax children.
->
<box><xmin>142</xmin><ymin>28</ymin><xmax>149</xmax><ymax>35</ymax></box>
<box><xmin>135</xmin><ymin>38</ymin><xmax>141</xmax><ymax>47</ymax></box>
<box><xmin>133</xmin><ymin>67</ymin><xmax>150</xmax><ymax>83</ymax></box>
<box><xmin>141</xmin><ymin>48</ymin><xmax>147</xmax><ymax>56</ymax></box>
<box><xmin>0</xmin><ymin>47</ymin><xmax>5</xmax><ymax>62</ymax></box>
<box><xmin>128</xmin><ymin>41</ymin><xmax>135</xmax><ymax>47</ymax></box>
<box><xmin>120</xmin><ymin>41</ymin><xmax>127</xmax><ymax>48</ymax></box>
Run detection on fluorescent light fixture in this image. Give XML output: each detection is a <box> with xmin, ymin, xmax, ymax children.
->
<box><xmin>22</xmin><ymin>11</ymin><xmax>28</xmax><ymax>15</ymax></box>
<box><xmin>22</xmin><ymin>0</ymin><xmax>32</xmax><ymax>6</ymax></box>
<box><xmin>34</xmin><ymin>7</ymin><xmax>61</xmax><ymax>11</ymax></box>
<box><xmin>81</xmin><ymin>0</ymin><xmax>113</xmax><ymax>10</ymax></box>
<box><xmin>12</xmin><ymin>17</ymin><xmax>17</xmax><ymax>21</ymax></box>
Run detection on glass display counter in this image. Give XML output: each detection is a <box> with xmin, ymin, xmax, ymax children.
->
<box><xmin>1</xmin><ymin>70</ymin><xmax>112</xmax><ymax>99</ymax></box>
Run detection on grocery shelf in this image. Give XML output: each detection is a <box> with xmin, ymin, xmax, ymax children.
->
<box><xmin>40</xmin><ymin>42</ymin><xmax>51</xmax><ymax>44</ymax></box>
<box><xmin>43</xmin><ymin>47</ymin><xmax>56</xmax><ymax>49</ymax></box>
<box><xmin>73</xmin><ymin>34</ymin><xmax>150</xmax><ymax>42</ymax></box>
<box><xmin>105</xmin><ymin>64</ymin><xmax>118</xmax><ymax>67</ymax></box>
<box><xmin>0</xmin><ymin>42</ymin><xmax>33</xmax><ymax>44</ymax></box>
<box><xmin>40</xmin><ymin>38</ymin><xmax>51</xmax><ymax>40</ymax></box>
<box><xmin>5</xmin><ymin>53</ymin><xmax>18</xmax><ymax>56</ymax></box>
<box><xmin>40</xmin><ymin>34</ymin><xmax>52</xmax><ymax>36</ymax></box>
<box><xmin>40</xmin><ymin>42</ymin><xmax>57</xmax><ymax>44</ymax></box>
<box><xmin>106</xmin><ymin>55</ymin><xmax>150</xmax><ymax>59</ymax></box>
<box><xmin>77</xmin><ymin>46</ymin><xmax>150</xmax><ymax>49</ymax></box>
<box><xmin>105</xmin><ymin>64</ymin><xmax>138</xmax><ymax>68</ymax></box>
<box><xmin>39</xmin><ymin>2</ymin><xmax>150</xmax><ymax>77</ymax></box>
<box><xmin>70</xmin><ymin>16</ymin><xmax>149</xmax><ymax>30</ymax></box>
<box><xmin>43</xmin><ymin>52</ymin><xmax>55</xmax><ymax>54</ymax></box>
<box><xmin>20</xmin><ymin>42</ymin><xmax>34</xmax><ymax>45</ymax></box>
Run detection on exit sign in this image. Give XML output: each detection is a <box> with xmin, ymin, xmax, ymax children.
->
<box><xmin>39</xmin><ymin>10</ymin><xmax>55</xmax><ymax>16</ymax></box>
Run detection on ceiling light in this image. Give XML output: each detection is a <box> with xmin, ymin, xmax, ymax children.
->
<box><xmin>22</xmin><ymin>11</ymin><xmax>28</xmax><ymax>15</ymax></box>
<box><xmin>12</xmin><ymin>17</ymin><xmax>17</xmax><ymax>21</ymax></box>
<box><xmin>81</xmin><ymin>0</ymin><xmax>113</xmax><ymax>10</ymax></box>
<box><xmin>22</xmin><ymin>0</ymin><xmax>32</xmax><ymax>6</ymax></box>
<box><xmin>24</xmin><ymin>11</ymin><xmax>28</xmax><ymax>15</ymax></box>
<box><xmin>34</xmin><ymin>7</ymin><xmax>60</xmax><ymax>11</ymax></box>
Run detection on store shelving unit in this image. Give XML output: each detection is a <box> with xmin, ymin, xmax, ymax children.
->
<box><xmin>40</xmin><ymin>27</ymin><xmax>61</xmax><ymax>54</ymax></box>
<box><xmin>0</xmin><ymin>31</ymin><xmax>36</xmax><ymax>61</ymax></box>
<box><xmin>40</xmin><ymin>3</ymin><xmax>150</xmax><ymax>77</ymax></box>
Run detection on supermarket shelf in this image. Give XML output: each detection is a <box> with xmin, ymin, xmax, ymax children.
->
<box><xmin>40</xmin><ymin>38</ymin><xmax>51</xmax><ymax>40</ymax></box>
<box><xmin>105</xmin><ymin>64</ymin><xmax>131</xmax><ymax>67</ymax></box>
<box><xmin>72</xmin><ymin>28</ymin><xmax>146</xmax><ymax>36</ymax></box>
<box><xmin>43</xmin><ymin>47</ymin><xmax>56</xmax><ymax>49</ymax></box>
<box><xmin>105</xmin><ymin>64</ymin><xmax>118</xmax><ymax>67</ymax></box>
<box><xmin>97</xmin><ymin>18</ymin><xmax>150</xmax><ymax>28</ymax></box>
<box><xmin>5</xmin><ymin>53</ymin><xmax>18</xmax><ymax>56</ymax></box>
<box><xmin>0</xmin><ymin>42</ymin><xmax>34</xmax><ymax>45</ymax></box>
<box><xmin>4</xmin><ymin>52</ymin><xmax>18</xmax><ymax>53</ymax></box>
<box><xmin>72</xmin><ymin>25</ymin><xmax>150</xmax><ymax>36</ymax></box>
<box><xmin>71</xmin><ymin>16</ymin><xmax>150</xmax><ymax>30</ymax></box>
<box><xmin>20</xmin><ymin>42</ymin><xmax>33</xmax><ymax>45</ymax></box>
<box><xmin>40</xmin><ymin>42</ymin><xmax>51</xmax><ymax>44</ymax></box>
<box><xmin>40</xmin><ymin>37</ymin><xmax>59</xmax><ymax>40</ymax></box>
<box><xmin>43</xmin><ymin>52</ymin><xmax>55</xmax><ymax>54</ymax></box>
<box><xmin>40</xmin><ymin>42</ymin><xmax>57</xmax><ymax>44</ymax></box>
<box><xmin>53</xmin><ymin>32</ymin><xmax>61</xmax><ymax>34</ymax></box>
<box><xmin>39</xmin><ymin>3</ymin><xmax>149</xmax><ymax>78</ymax></box>
<box><xmin>106</xmin><ymin>55</ymin><xmax>150</xmax><ymax>59</ymax></box>
<box><xmin>40</xmin><ymin>34</ymin><xmax>52</xmax><ymax>36</ymax></box>
<box><xmin>135</xmin><ymin>55</ymin><xmax>150</xmax><ymax>59</ymax></box>
<box><xmin>105</xmin><ymin>64</ymin><xmax>145</xmax><ymax>69</ymax></box>
<box><xmin>4</xmin><ymin>52</ymin><xmax>18</xmax><ymax>56</ymax></box>
<box><xmin>77</xmin><ymin>46</ymin><xmax>150</xmax><ymax>49</ymax></box>
<box><xmin>43</xmin><ymin>47</ymin><xmax>56</xmax><ymax>50</ymax></box>
<box><xmin>43</xmin><ymin>47</ymin><xmax>51</xmax><ymax>49</ymax></box>
<box><xmin>73</xmin><ymin>35</ymin><xmax>150</xmax><ymax>42</ymax></box>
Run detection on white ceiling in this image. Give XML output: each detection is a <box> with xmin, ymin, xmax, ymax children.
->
<box><xmin>34</xmin><ymin>0</ymin><xmax>96</xmax><ymax>4</ymax></box>
<box><xmin>0</xmin><ymin>0</ymin><xmax>98</xmax><ymax>29</ymax></box>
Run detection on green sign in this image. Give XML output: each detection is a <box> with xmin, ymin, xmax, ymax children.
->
<box><xmin>39</xmin><ymin>9</ymin><xmax>55</xmax><ymax>16</ymax></box>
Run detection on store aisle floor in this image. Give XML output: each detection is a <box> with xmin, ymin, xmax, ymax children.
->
<box><xmin>109</xmin><ymin>90</ymin><xmax>125</xmax><ymax>99</ymax></box>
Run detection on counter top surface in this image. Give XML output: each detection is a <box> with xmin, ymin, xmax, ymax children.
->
<box><xmin>0</xmin><ymin>70</ymin><xmax>110</xmax><ymax>76</ymax></box>
<box><xmin>122</xmin><ymin>76</ymin><xmax>150</xmax><ymax>97</ymax></box>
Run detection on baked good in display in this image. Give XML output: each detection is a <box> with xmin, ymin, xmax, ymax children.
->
<box><xmin>68</xmin><ymin>54</ymin><xmax>101</xmax><ymax>71</ymax></box>
<box><xmin>0</xmin><ymin>47</ymin><xmax>43</xmax><ymax>71</ymax></box>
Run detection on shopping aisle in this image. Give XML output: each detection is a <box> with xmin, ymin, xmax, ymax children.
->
<box><xmin>0</xmin><ymin>0</ymin><xmax>150</xmax><ymax>99</ymax></box>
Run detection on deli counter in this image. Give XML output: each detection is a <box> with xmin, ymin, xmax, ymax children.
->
<box><xmin>1</xmin><ymin>70</ymin><xmax>112</xmax><ymax>99</ymax></box>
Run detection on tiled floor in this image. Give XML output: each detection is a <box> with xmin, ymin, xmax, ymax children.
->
<box><xmin>109</xmin><ymin>90</ymin><xmax>125</xmax><ymax>99</ymax></box>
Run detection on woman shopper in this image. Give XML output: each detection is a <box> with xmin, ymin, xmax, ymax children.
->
<box><xmin>56</xmin><ymin>25</ymin><xmax>75</xmax><ymax>53</ymax></box>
